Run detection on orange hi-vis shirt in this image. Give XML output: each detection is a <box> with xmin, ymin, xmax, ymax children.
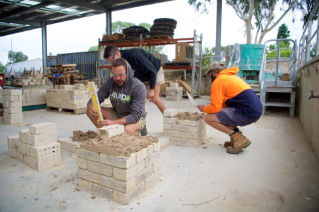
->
<box><xmin>203</xmin><ymin>67</ymin><xmax>262</xmax><ymax>118</ymax></box>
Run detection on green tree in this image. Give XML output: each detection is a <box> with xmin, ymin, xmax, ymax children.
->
<box><xmin>0</xmin><ymin>61</ymin><xmax>5</xmax><ymax>73</ymax></box>
<box><xmin>277</xmin><ymin>23</ymin><xmax>290</xmax><ymax>40</ymax></box>
<box><xmin>88</xmin><ymin>46</ymin><xmax>99</xmax><ymax>52</ymax></box>
<box><xmin>112</xmin><ymin>21</ymin><xmax>135</xmax><ymax>34</ymax></box>
<box><xmin>7</xmin><ymin>50</ymin><xmax>28</xmax><ymax>64</ymax></box>
<box><xmin>310</xmin><ymin>42</ymin><xmax>316</xmax><ymax>59</ymax></box>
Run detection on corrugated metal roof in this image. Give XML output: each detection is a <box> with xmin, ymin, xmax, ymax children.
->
<box><xmin>0</xmin><ymin>0</ymin><xmax>172</xmax><ymax>36</ymax></box>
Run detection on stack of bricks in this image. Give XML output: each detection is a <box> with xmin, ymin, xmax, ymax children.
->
<box><xmin>46</xmin><ymin>84</ymin><xmax>90</xmax><ymax>110</ymax></box>
<box><xmin>6</xmin><ymin>122</ymin><xmax>61</xmax><ymax>171</ymax></box>
<box><xmin>7</xmin><ymin>75</ymin><xmax>52</xmax><ymax>86</ymax></box>
<box><xmin>22</xmin><ymin>89</ymin><xmax>47</xmax><ymax>106</ymax></box>
<box><xmin>163</xmin><ymin>109</ymin><xmax>207</xmax><ymax>147</ymax></box>
<box><xmin>77</xmin><ymin>125</ymin><xmax>161</xmax><ymax>205</ymax></box>
<box><xmin>57</xmin><ymin>137</ymin><xmax>81</xmax><ymax>153</ymax></box>
<box><xmin>2</xmin><ymin>89</ymin><xmax>23</xmax><ymax>125</ymax></box>
<box><xmin>166</xmin><ymin>82</ymin><xmax>183</xmax><ymax>101</ymax></box>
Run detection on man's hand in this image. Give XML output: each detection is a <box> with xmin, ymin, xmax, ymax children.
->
<box><xmin>147</xmin><ymin>89</ymin><xmax>155</xmax><ymax>100</ymax></box>
<box><xmin>86</xmin><ymin>104</ymin><xmax>99</xmax><ymax>121</ymax></box>
<box><xmin>197</xmin><ymin>105</ymin><xmax>205</xmax><ymax>112</ymax></box>
<box><xmin>98</xmin><ymin>119</ymin><xmax>114</xmax><ymax>128</ymax></box>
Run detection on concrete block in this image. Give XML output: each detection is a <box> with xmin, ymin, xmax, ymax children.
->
<box><xmin>7</xmin><ymin>135</ymin><xmax>19</xmax><ymax>148</ymax></box>
<box><xmin>179</xmin><ymin>119</ymin><xmax>198</xmax><ymax>126</ymax></box>
<box><xmin>153</xmin><ymin>161</ymin><xmax>160</xmax><ymax>172</ymax></box>
<box><xmin>87</xmin><ymin>161</ymin><xmax>112</xmax><ymax>177</ymax></box>
<box><xmin>169</xmin><ymin>82</ymin><xmax>178</xmax><ymax>87</ymax></box>
<box><xmin>19</xmin><ymin>129</ymin><xmax>29</xmax><ymax>143</ymax></box>
<box><xmin>30</xmin><ymin>131</ymin><xmax>57</xmax><ymax>146</ymax></box>
<box><xmin>163</xmin><ymin>130</ymin><xmax>179</xmax><ymax>137</ymax></box>
<box><xmin>99</xmin><ymin>124</ymin><xmax>124</xmax><ymax>138</ymax></box>
<box><xmin>145</xmin><ymin>170</ymin><xmax>160</xmax><ymax>190</ymax></box>
<box><xmin>171</xmin><ymin>124</ymin><xmax>190</xmax><ymax>132</ymax></box>
<box><xmin>25</xmin><ymin>144</ymin><xmax>30</xmax><ymax>156</ymax></box>
<box><xmin>136</xmin><ymin>148</ymin><xmax>147</xmax><ymax>163</ymax></box>
<box><xmin>78</xmin><ymin>179</ymin><xmax>89</xmax><ymax>190</ymax></box>
<box><xmin>23</xmin><ymin>154</ymin><xmax>28</xmax><ymax>165</ymax></box>
<box><xmin>136</xmin><ymin>166</ymin><xmax>153</xmax><ymax>185</ymax></box>
<box><xmin>163</xmin><ymin>109</ymin><xmax>178</xmax><ymax>117</ymax></box>
<box><xmin>163</xmin><ymin>117</ymin><xmax>180</xmax><ymax>124</ymax></box>
<box><xmin>4</xmin><ymin>118</ymin><xmax>23</xmax><ymax>125</ymax></box>
<box><xmin>0</xmin><ymin>117</ymin><xmax>3</xmax><ymax>123</ymax></box>
<box><xmin>89</xmin><ymin>182</ymin><xmax>113</xmax><ymax>199</ymax></box>
<box><xmin>163</xmin><ymin>123</ymin><xmax>172</xmax><ymax>130</ymax></box>
<box><xmin>4</xmin><ymin>112</ymin><xmax>23</xmax><ymax>119</ymax></box>
<box><xmin>12</xmin><ymin>149</ymin><xmax>17</xmax><ymax>158</ymax></box>
<box><xmin>25</xmin><ymin>133</ymin><xmax>31</xmax><ymax>145</ymax></box>
<box><xmin>146</xmin><ymin>145</ymin><xmax>153</xmax><ymax>156</ymax></box>
<box><xmin>113</xmin><ymin>181</ymin><xmax>144</xmax><ymax>205</ymax></box>
<box><xmin>14</xmin><ymin>137</ymin><xmax>21</xmax><ymax>147</ymax></box>
<box><xmin>52</xmin><ymin>154</ymin><xmax>61</xmax><ymax>166</ymax></box>
<box><xmin>18</xmin><ymin>152</ymin><xmax>24</xmax><ymax>162</ymax></box>
<box><xmin>5</xmin><ymin>89</ymin><xmax>22</xmax><ymax>96</ymax></box>
<box><xmin>100</xmin><ymin>153</ymin><xmax>136</xmax><ymax>169</ymax></box>
<box><xmin>76</xmin><ymin>148</ymin><xmax>99</xmax><ymax>162</ymax></box>
<box><xmin>145</xmin><ymin>151</ymin><xmax>160</xmax><ymax>167</ymax></box>
<box><xmin>78</xmin><ymin>168</ymin><xmax>100</xmax><ymax>184</ymax></box>
<box><xmin>113</xmin><ymin>160</ymin><xmax>145</xmax><ymax>181</ymax></box>
<box><xmin>7</xmin><ymin>148</ymin><xmax>12</xmax><ymax>158</ymax></box>
<box><xmin>7</xmin><ymin>102</ymin><xmax>22</xmax><ymax>108</ymax></box>
<box><xmin>29</xmin><ymin>142</ymin><xmax>60</xmax><ymax>159</ymax></box>
<box><xmin>179</xmin><ymin>131</ymin><xmax>200</xmax><ymax>140</ymax></box>
<box><xmin>29</xmin><ymin>122</ymin><xmax>57</xmax><ymax>135</ymax></box>
<box><xmin>4</xmin><ymin>107</ymin><xmax>22</xmax><ymax>113</ymax></box>
<box><xmin>100</xmin><ymin>175</ymin><xmax>136</xmax><ymax>193</ymax></box>
<box><xmin>153</xmin><ymin>141</ymin><xmax>161</xmax><ymax>152</ymax></box>
<box><xmin>19</xmin><ymin>142</ymin><xmax>26</xmax><ymax>154</ymax></box>
<box><xmin>76</xmin><ymin>158</ymin><xmax>87</xmax><ymax>169</ymax></box>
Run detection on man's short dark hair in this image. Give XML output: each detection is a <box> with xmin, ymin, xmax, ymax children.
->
<box><xmin>104</xmin><ymin>45</ymin><xmax>119</xmax><ymax>58</ymax></box>
<box><xmin>111</xmin><ymin>58</ymin><xmax>127</xmax><ymax>71</ymax></box>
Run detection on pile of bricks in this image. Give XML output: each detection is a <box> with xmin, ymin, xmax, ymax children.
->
<box><xmin>46</xmin><ymin>84</ymin><xmax>90</xmax><ymax>110</ymax></box>
<box><xmin>6</xmin><ymin>122</ymin><xmax>61</xmax><ymax>171</ymax></box>
<box><xmin>163</xmin><ymin>109</ymin><xmax>207</xmax><ymax>147</ymax></box>
<box><xmin>166</xmin><ymin>82</ymin><xmax>182</xmax><ymax>101</ymax></box>
<box><xmin>2</xmin><ymin>89</ymin><xmax>23</xmax><ymax>125</ymax></box>
<box><xmin>6</xmin><ymin>75</ymin><xmax>52</xmax><ymax>86</ymax></box>
<box><xmin>58</xmin><ymin>137</ymin><xmax>81</xmax><ymax>153</ymax></box>
<box><xmin>76</xmin><ymin>125</ymin><xmax>161</xmax><ymax>205</ymax></box>
<box><xmin>22</xmin><ymin>89</ymin><xmax>46</xmax><ymax>106</ymax></box>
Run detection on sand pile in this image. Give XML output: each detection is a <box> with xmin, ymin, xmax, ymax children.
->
<box><xmin>174</xmin><ymin>111</ymin><xmax>205</xmax><ymax>121</ymax></box>
<box><xmin>73</xmin><ymin>130</ymin><xmax>98</xmax><ymax>142</ymax></box>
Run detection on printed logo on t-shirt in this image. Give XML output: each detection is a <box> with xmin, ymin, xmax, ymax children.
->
<box><xmin>110</xmin><ymin>91</ymin><xmax>130</xmax><ymax>103</ymax></box>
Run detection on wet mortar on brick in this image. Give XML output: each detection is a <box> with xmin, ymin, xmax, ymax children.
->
<box><xmin>173</xmin><ymin>111</ymin><xmax>205</xmax><ymax>121</ymax></box>
<box><xmin>72</xmin><ymin>130</ymin><xmax>98</xmax><ymax>142</ymax></box>
<box><xmin>78</xmin><ymin>131</ymin><xmax>159</xmax><ymax>157</ymax></box>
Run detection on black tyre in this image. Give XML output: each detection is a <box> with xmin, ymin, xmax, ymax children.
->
<box><xmin>152</xmin><ymin>23</ymin><xmax>176</xmax><ymax>29</ymax></box>
<box><xmin>154</xmin><ymin>18</ymin><xmax>177</xmax><ymax>25</ymax></box>
<box><xmin>151</xmin><ymin>26</ymin><xmax>175</xmax><ymax>31</ymax></box>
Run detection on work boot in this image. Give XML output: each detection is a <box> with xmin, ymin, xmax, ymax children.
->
<box><xmin>140</xmin><ymin>125</ymin><xmax>147</xmax><ymax>136</ymax></box>
<box><xmin>226</xmin><ymin>132</ymin><xmax>251</xmax><ymax>154</ymax></box>
<box><xmin>223</xmin><ymin>129</ymin><xmax>241</xmax><ymax>148</ymax></box>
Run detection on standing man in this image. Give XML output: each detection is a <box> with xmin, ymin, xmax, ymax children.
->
<box><xmin>86</xmin><ymin>58</ymin><xmax>147</xmax><ymax>135</ymax></box>
<box><xmin>103</xmin><ymin>45</ymin><xmax>166</xmax><ymax>114</ymax></box>
<box><xmin>198</xmin><ymin>62</ymin><xmax>263</xmax><ymax>154</ymax></box>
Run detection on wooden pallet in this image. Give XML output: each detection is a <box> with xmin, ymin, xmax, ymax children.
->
<box><xmin>102</xmin><ymin>33</ymin><xmax>124</xmax><ymax>42</ymax></box>
<box><xmin>175</xmin><ymin>42</ymin><xmax>193</xmax><ymax>63</ymax></box>
<box><xmin>144</xmin><ymin>35</ymin><xmax>172</xmax><ymax>40</ymax></box>
<box><xmin>47</xmin><ymin>106</ymin><xmax>86</xmax><ymax>115</ymax></box>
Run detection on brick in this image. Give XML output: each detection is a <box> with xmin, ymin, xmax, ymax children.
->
<box><xmin>153</xmin><ymin>161</ymin><xmax>160</xmax><ymax>172</ymax></box>
<box><xmin>7</xmin><ymin>102</ymin><xmax>22</xmax><ymax>108</ymax></box>
<box><xmin>136</xmin><ymin>148</ymin><xmax>147</xmax><ymax>163</ymax></box>
<box><xmin>29</xmin><ymin>142</ymin><xmax>60</xmax><ymax>159</ymax></box>
<box><xmin>89</xmin><ymin>182</ymin><xmax>113</xmax><ymax>199</ymax></box>
<box><xmin>19</xmin><ymin>129</ymin><xmax>29</xmax><ymax>143</ymax></box>
<box><xmin>189</xmin><ymin>125</ymin><xmax>202</xmax><ymax>133</ymax></box>
<box><xmin>7</xmin><ymin>135</ymin><xmax>18</xmax><ymax>148</ymax></box>
<box><xmin>5</xmin><ymin>89</ymin><xmax>22</xmax><ymax>96</ymax></box>
<box><xmin>23</xmin><ymin>155</ymin><xmax>28</xmax><ymax>165</ymax></box>
<box><xmin>179</xmin><ymin>119</ymin><xmax>199</xmax><ymax>126</ymax></box>
<box><xmin>12</xmin><ymin>149</ymin><xmax>17</xmax><ymax>159</ymax></box>
<box><xmin>163</xmin><ymin>123</ymin><xmax>172</xmax><ymax>130</ymax></box>
<box><xmin>30</xmin><ymin>131</ymin><xmax>57</xmax><ymax>146</ymax></box>
<box><xmin>100</xmin><ymin>153</ymin><xmax>136</xmax><ymax>169</ymax></box>
<box><xmin>153</xmin><ymin>141</ymin><xmax>161</xmax><ymax>152</ymax></box>
<box><xmin>163</xmin><ymin>109</ymin><xmax>178</xmax><ymax>117</ymax></box>
<box><xmin>25</xmin><ymin>133</ymin><xmax>31</xmax><ymax>145</ymax></box>
<box><xmin>113</xmin><ymin>182</ymin><xmax>144</xmax><ymax>205</ymax></box>
<box><xmin>163</xmin><ymin>130</ymin><xmax>179</xmax><ymax>137</ymax></box>
<box><xmin>101</xmin><ymin>175</ymin><xmax>136</xmax><ymax>193</ymax></box>
<box><xmin>171</xmin><ymin>124</ymin><xmax>190</xmax><ymax>132</ymax></box>
<box><xmin>188</xmin><ymin>139</ymin><xmax>201</xmax><ymax>147</ymax></box>
<box><xmin>136</xmin><ymin>166</ymin><xmax>153</xmax><ymax>185</ymax></box>
<box><xmin>99</xmin><ymin>124</ymin><xmax>124</xmax><ymax>138</ymax></box>
<box><xmin>163</xmin><ymin>117</ymin><xmax>180</xmax><ymax>124</ymax></box>
<box><xmin>76</xmin><ymin>158</ymin><xmax>87</xmax><ymax>169</ymax></box>
<box><xmin>113</xmin><ymin>160</ymin><xmax>145</xmax><ymax>181</ymax></box>
<box><xmin>145</xmin><ymin>170</ymin><xmax>160</xmax><ymax>190</ymax></box>
<box><xmin>169</xmin><ymin>82</ymin><xmax>178</xmax><ymax>87</ymax></box>
<box><xmin>52</xmin><ymin>154</ymin><xmax>61</xmax><ymax>166</ymax></box>
<box><xmin>29</xmin><ymin>122</ymin><xmax>57</xmax><ymax>134</ymax></box>
<box><xmin>25</xmin><ymin>145</ymin><xmax>30</xmax><ymax>156</ymax></box>
<box><xmin>7</xmin><ymin>148</ymin><xmax>12</xmax><ymax>158</ymax></box>
<box><xmin>146</xmin><ymin>151</ymin><xmax>160</xmax><ymax>167</ymax></box>
<box><xmin>170</xmin><ymin>138</ymin><xmax>189</xmax><ymax>146</ymax></box>
<box><xmin>4</xmin><ymin>118</ymin><xmax>23</xmax><ymax>125</ymax></box>
<box><xmin>87</xmin><ymin>161</ymin><xmax>112</xmax><ymax>177</ymax></box>
<box><xmin>18</xmin><ymin>152</ymin><xmax>24</xmax><ymax>162</ymax></box>
<box><xmin>58</xmin><ymin>137</ymin><xmax>81</xmax><ymax>153</ymax></box>
<box><xmin>78</xmin><ymin>179</ymin><xmax>89</xmax><ymax>190</ymax></box>
<box><xmin>146</xmin><ymin>145</ymin><xmax>153</xmax><ymax>156</ymax></box>
<box><xmin>179</xmin><ymin>131</ymin><xmax>200</xmax><ymax>140</ymax></box>
<box><xmin>76</xmin><ymin>148</ymin><xmax>99</xmax><ymax>162</ymax></box>
<box><xmin>78</xmin><ymin>168</ymin><xmax>100</xmax><ymax>184</ymax></box>
<box><xmin>19</xmin><ymin>142</ymin><xmax>26</xmax><ymax>154</ymax></box>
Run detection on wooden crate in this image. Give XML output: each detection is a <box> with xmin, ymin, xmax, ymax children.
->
<box><xmin>102</xmin><ymin>33</ymin><xmax>124</xmax><ymax>41</ymax></box>
<box><xmin>175</xmin><ymin>42</ymin><xmax>193</xmax><ymax>63</ymax></box>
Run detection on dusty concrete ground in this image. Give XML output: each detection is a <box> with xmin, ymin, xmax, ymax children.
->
<box><xmin>0</xmin><ymin>92</ymin><xmax>319</xmax><ymax>211</ymax></box>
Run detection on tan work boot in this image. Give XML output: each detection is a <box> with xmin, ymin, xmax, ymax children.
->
<box><xmin>226</xmin><ymin>132</ymin><xmax>251</xmax><ymax>154</ymax></box>
<box><xmin>223</xmin><ymin>131</ymin><xmax>242</xmax><ymax>148</ymax></box>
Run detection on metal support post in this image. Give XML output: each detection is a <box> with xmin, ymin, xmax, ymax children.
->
<box><xmin>275</xmin><ymin>41</ymin><xmax>280</xmax><ymax>86</ymax></box>
<box><xmin>301</xmin><ymin>35</ymin><xmax>306</xmax><ymax>66</ymax></box>
<box><xmin>306</xmin><ymin>21</ymin><xmax>312</xmax><ymax>62</ymax></box>
<box><xmin>305</xmin><ymin>35</ymin><xmax>309</xmax><ymax>63</ymax></box>
<box><xmin>191</xmin><ymin>30</ymin><xmax>196</xmax><ymax>97</ymax></box>
<box><xmin>41</xmin><ymin>20</ymin><xmax>47</xmax><ymax>75</ymax></box>
<box><xmin>106</xmin><ymin>11</ymin><xmax>112</xmax><ymax>35</ymax></box>
<box><xmin>197</xmin><ymin>33</ymin><xmax>203</xmax><ymax>97</ymax></box>
<box><xmin>214</xmin><ymin>0</ymin><xmax>222</xmax><ymax>63</ymax></box>
<box><xmin>317</xmin><ymin>12</ymin><xmax>319</xmax><ymax>56</ymax></box>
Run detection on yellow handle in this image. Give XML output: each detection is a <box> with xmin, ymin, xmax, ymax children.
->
<box><xmin>88</xmin><ymin>82</ymin><xmax>103</xmax><ymax>123</ymax></box>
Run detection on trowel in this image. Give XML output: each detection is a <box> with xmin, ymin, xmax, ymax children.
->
<box><xmin>186</xmin><ymin>91</ymin><xmax>198</xmax><ymax>109</ymax></box>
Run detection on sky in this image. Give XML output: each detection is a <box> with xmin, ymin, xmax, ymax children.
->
<box><xmin>0</xmin><ymin>0</ymin><xmax>316</xmax><ymax>66</ymax></box>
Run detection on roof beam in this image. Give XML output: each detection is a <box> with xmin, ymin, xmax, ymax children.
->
<box><xmin>0</xmin><ymin>1</ymin><xmax>55</xmax><ymax>20</ymax></box>
<box><xmin>0</xmin><ymin>18</ymin><xmax>41</xmax><ymax>26</ymax></box>
<box><xmin>53</xmin><ymin>0</ymin><xmax>106</xmax><ymax>12</ymax></box>
<box><xmin>110</xmin><ymin>0</ymin><xmax>172</xmax><ymax>11</ymax></box>
<box><xmin>0</xmin><ymin>26</ymin><xmax>38</xmax><ymax>36</ymax></box>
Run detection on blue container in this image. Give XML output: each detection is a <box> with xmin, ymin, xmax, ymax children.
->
<box><xmin>55</xmin><ymin>74</ymin><xmax>62</xmax><ymax>77</ymax></box>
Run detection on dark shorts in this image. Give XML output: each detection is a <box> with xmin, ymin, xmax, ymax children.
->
<box><xmin>216</xmin><ymin>107</ymin><xmax>260</xmax><ymax>127</ymax></box>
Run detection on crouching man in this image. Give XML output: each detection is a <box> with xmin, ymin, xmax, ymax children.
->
<box><xmin>198</xmin><ymin>62</ymin><xmax>262</xmax><ymax>154</ymax></box>
<box><xmin>86</xmin><ymin>58</ymin><xmax>147</xmax><ymax>135</ymax></box>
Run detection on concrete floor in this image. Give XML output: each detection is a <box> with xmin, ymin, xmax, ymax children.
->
<box><xmin>0</xmin><ymin>90</ymin><xmax>319</xmax><ymax>211</ymax></box>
